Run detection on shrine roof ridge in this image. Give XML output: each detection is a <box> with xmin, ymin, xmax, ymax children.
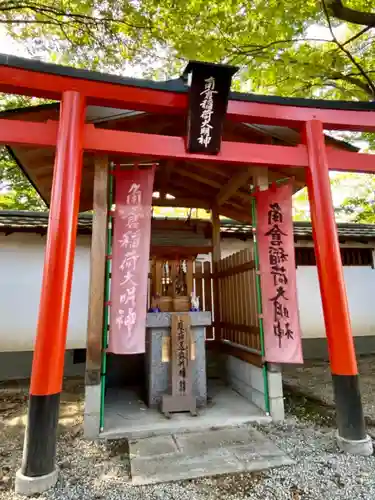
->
<box><xmin>0</xmin><ymin>53</ymin><xmax>374</xmax><ymax>112</ymax></box>
<box><xmin>1</xmin><ymin>210</ymin><xmax>375</xmax><ymax>242</ymax></box>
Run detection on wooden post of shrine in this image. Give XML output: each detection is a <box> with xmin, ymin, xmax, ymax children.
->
<box><xmin>211</xmin><ymin>206</ymin><xmax>221</xmax><ymax>342</ymax></box>
<box><xmin>85</xmin><ymin>156</ymin><xmax>109</xmax><ymax>387</ymax></box>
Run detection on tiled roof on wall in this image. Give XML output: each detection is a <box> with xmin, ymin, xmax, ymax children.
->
<box><xmin>0</xmin><ymin>211</ymin><xmax>93</xmax><ymax>234</ymax></box>
<box><xmin>1</xmin><ymin>210</ymin><xmax>375</xmax><ymax>242</ymax></box>
<box><xmin>220</xmin><ymin>220</ymin><xmax>375</xmax><ymax>241</ymax></box>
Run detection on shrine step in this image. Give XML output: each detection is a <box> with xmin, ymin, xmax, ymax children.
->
<box><xmin>129</xmin><ymin>425</ymin><xmax>293</xmax><ymax>485</ymax></box>
<box><xmin>100</xmin><ymin>382</ymin><xmax>271</xmax><ymax>440</ymax></box>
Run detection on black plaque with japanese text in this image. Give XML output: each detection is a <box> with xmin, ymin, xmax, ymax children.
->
<box><xmin>184</xmin><ymin>61</ymin><xmax>238</xmax><ymax>155</ymax></box>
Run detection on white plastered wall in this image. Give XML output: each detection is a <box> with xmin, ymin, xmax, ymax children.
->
<box><xmin>1</xmin><ymin>232</ymin><xmax>375</xmax><ymax>353</ymax></box>
<box><xmin>0</xmin><ymin>232</ymin><xmax>91</xmax><ymax>351</ymax></box>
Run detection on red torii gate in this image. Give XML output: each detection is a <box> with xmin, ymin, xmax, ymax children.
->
<box><xmin>1</xmin><ymin>55</ymin><xmax>374</xmax><ymax>494</ymax></box>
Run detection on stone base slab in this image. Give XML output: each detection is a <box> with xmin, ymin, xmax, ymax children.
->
<box><xmin>129</xmin><ymin>425</ymin><xmax>293</xmax><ymax>485</ymax></box>
<box><xmin>15</xmin><ymin>468</ymin><xmax>58</xmax><ymax>496</ymax></box>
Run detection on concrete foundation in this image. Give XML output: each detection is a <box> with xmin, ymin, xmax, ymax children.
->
<box><xmin>220</xmin><ymin>353</ymin><xmax>285</xmax><ymax>422</ymax></box>
<box><xmin>15</xmin><ymin>468</ymin><xmax>58</xmax><ymax>496</ymax></box>
<box><xmin>336</xmin><ymin>432</ymin><xmax>374</xmax><ymax>456</ymax></box>
<box><xmin>0</xmin><ymin>350</ymin><xmax>85</xmax><ymax>381</ymax></box>
<box><xmin>100</xmin><ymin>379</ymin><xmax>270</xmax><ymax>440</ymax></box>
<box><xmin>84</xmin><ymin>384</ymin><xmax>101</xmax><ymax>438</ymax></box>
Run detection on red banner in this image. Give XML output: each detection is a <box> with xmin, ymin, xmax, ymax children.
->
<box><xmin>108</xmin><ymin>166</ymin><xmax>155</xmax><ymax>354</ymax></box>
<box><xmin>256</xmin><ymin>182</ymin><xmax>303</xmax><ymax>364</ymax></box>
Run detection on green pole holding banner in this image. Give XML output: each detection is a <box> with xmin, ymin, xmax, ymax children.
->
<box><xmin>251</xmin><ymin>194</ymin><xmax>271</xmax><ymax>416</ymax></box>
<box><xmin>100</xmin><ymin>162</ymin><xmax>114</xmax><ymax>431</ymax></box>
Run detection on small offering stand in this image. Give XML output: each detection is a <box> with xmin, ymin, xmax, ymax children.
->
<box><xmin>146</xmin><ymin>252</ymin><xmax>210</xmax><ymax>415</ymax></box>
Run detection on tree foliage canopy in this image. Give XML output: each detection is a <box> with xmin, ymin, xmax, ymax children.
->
<box><xmin>0</xmin><ymin>0</ymin><xmax>374</xmax><ymax>215</ymax></box>
<box><xmin>0</xmin><ymin>94</ymin><xmax>47</xmax><ymax>211</ymax></box>
<box><xmin>1</xmin><ymin>0</ymin><xmax>374</xmax><ymax>99</ymax></box>
<box><xmin>334</xmin><ymin>172</ymin><xmax>375</xmax><ymax>223</ymax></box>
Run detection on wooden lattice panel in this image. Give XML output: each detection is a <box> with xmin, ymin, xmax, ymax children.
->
<box><xmin>217</xmin><ymin>248</ymin><xmax>261</xmax><ymax>353</ymax></box>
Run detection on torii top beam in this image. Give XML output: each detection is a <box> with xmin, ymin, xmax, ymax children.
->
<box><xmin>0</xmin><ymin>54</ymin><xmax>374</xmax><ymax>132</ymax></box>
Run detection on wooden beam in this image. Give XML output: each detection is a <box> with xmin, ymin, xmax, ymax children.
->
<box><xmin>151</xmin><ymin>246</ymin><xmax>212</xmax><ymax>257</ymax></box>
<box><xmin>216</xmin><ymin>167</ymin><xmax>253</xmax><ymax>205</ymax></box>
<box><xmin>0</xmin><ymin>119</ymin><xmax>309</xmax><ymax>167</ymax></box>
<box><xmin>174</xmin><ymin>165</ymin><xmax>221</xmax><ymax>189</ymax></box>
<box><xmin>211</xmin><ymin>205</ymin><xmax>221</xmax><ymax>342</ymax></box>
<box><xmin>152</xmin><ymin>219</ymin><xmax>211</xmax><ymax>232</ymax></box>
<box><xmin>219</xmin><ymin>204</ymin><xmax>252</xmax><ymax>223</ymax></box>
<box><xmin>218</xmin><ymin>341</ymin><xmax>262</xmax><ymax>367</ymax></box>
<box><xmin>85</xmin><ymin>155</ymin><xmax>108</xmax><ymax>386</ymax></box>
<box><xmin>211</xmin><ymin>206</ymin><xmax>221</xmax><ymax>264</ymax></box>
<box><xmin>178</xmin><ymin>163</ymin><xmax>253</xmax><ymax>203</ymax></box>
<box><xmin>170</xmin><ymin>175</ymin><xmax>248</xmax><ymax>212</ymax></box>
<box><xmin>170</xmin><ymin>175</ymin><xmax>215</xmax><ymax>198</ymax></box>
<box><xmin>227</xmin><ymin>99</ymin><xmax>375</xmax><ymax>132</ymax></box>
<box><xmin>159</xmin><ymin>160</ymin><xmax>174</xmax><ymax>200</ymax></box>
<box><xmin>152</xmin><ymin>196</ymin><xmax>210</xmax><ymax>209</ymax></box>
<box><xmin>187</xmin><ymin>161</ymin><xmax>230</xmax><ymax>178</ymax></box>
<box><xmin>326</xmin><ymin>147</ymin><xmax>375</xmax><ymax>174</ymax></box>
<box><xmin>84</xmin><ymin>126</ymin><xmax>310</xmax><ymax>167</ymax></box>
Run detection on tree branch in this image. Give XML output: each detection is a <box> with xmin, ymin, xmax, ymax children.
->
<box><xmin>341</xmin><ymin>25</ymin><xmax>373</xmax><ymax>47</ymax></box>
<box><xmin>326</xmin><ymin>0</ymin><xmax>375</xmax><ymax>26</ymax></box>
<box><xmin>233</xmin><ymin>37</ymin><xmax>333</xmax><ymax>55</ymax></box>
<box><xmin>0</xmin><ymin>1</ymin><xmax>152</xmax><ymax>30</ymax></box>
<box><xmin>329</xmin><ymin>72</ymin><xmax>373</xmax><ymax>94</ymax></box>
<box><xmin>322</xmin><ymin>0</ymin><xmax>375</xmax><ymax>97</ymax></box>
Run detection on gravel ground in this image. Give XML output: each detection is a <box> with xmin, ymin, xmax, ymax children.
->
<box><xmin>1</xmin><ymin>376</ymin><xmax>375</xmax><ymax>500</ymax></box>
<box><xmin>282</xmin><ymin>355</ymin><xmax>375</xmax><ymax>422</ymax></box>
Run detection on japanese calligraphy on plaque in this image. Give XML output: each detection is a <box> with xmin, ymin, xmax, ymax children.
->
<box><xmin>176</xmin><ymin>318</ymin><xmax>189</xmax><ymax>395</ymax></box>
<box><xmin>197</xmin><ymin>76</ymin><xmax>217</xmax><ymax>149</ymax></box>
<box><xmin>256</xmin><ymin>182</ymin><xmax>303</xmax><ymax>364</ymax></box>
<box><xmin>185</xmin><ymin>61</ymin><xmax>238</xmax><ymax>155</ymax></box>
<box><xmin>108</xmin><ymin>165</ymin><xmax>155</xmax><ymax>355</ymax></box>
<box><xmin>161</xmin><ymin>314</ymin><xmax>197</xmax><ymax>417</ymax></box>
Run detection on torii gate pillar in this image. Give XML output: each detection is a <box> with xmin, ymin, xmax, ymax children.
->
<box><xmin>15</xmin><ymin>91</ymin><xmax>86</xmax><ymax>496</ymax></box>
<box><xmin>304</xmin><ymin>120</ymin><xmax>373</xmax><ymax>456</ymax></box>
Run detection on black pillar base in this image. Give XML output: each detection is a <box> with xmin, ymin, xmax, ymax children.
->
<box><xmin>21</xmin><ymin>393</ymin><xmax>60</xmax><ymax>477</ymax></box>
<box><xmin>332</xmin><ymin>374</ymin><xmax>366</xmax><ymax>441</ymax></box>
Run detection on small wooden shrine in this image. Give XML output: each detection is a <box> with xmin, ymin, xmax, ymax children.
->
<box><xmin>150</xmin><ymin>256</ymin><xmax>196</xmax><ymax>312</ymax></box>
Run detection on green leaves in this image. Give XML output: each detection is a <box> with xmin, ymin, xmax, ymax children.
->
<box><xmin>0</xmin><ymin>1</ymin><xmax>374</xmax><ymax>212</ymax></box>
<box><xmin>0</xmin><ymin>147</ymin><xmax>46</xmax><ymax>211</ymax></box>
<box><xmin>0</xmin><ymin>1</ymin><xmax>373</xmax><ymax>100</ymax></box>
<box><xmin>0</xmin><ymin>94</ymin><xmax>48</xmax><ymax>211</ymax></box>
<box><xmin>291</xmin><ymin>171</ymin><xmax>375</xmax><ymax>224</ymax></box>
<box><xmin>335</xmin><ymin>172</ymin><xmax>375</xmax><ymax>223</ymax></box>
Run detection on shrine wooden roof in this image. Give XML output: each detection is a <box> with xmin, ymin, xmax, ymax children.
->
<box><xmin>1</xmin><ymin>101</ymin><xmax>356</xmax><ymax>223</ymax></box>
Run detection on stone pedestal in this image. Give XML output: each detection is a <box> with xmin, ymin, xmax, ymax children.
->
<box><xmin>145</xmin><ymin>312</ymin><xmax>211</xmax><ymax>408</ymax></box>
